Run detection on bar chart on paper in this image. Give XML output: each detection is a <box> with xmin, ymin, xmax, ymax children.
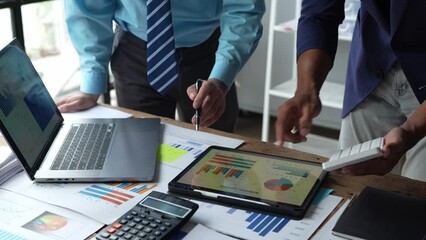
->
<box><xmin>157</xmin><ymin>123</ymin><xmax>244</xmax><ymax>169</ymax></box>
<box><xmin>108</xmin><ymin>183</ymin><xmax>158</xmax><ymax>194</ymax></box>
<box><xmin>158</xmin><ymin>141</ymin><xmax>204</xmax><ymax>164</ymax></box>
<box><xmin>226</xmin><ymin>208</ymin><xmax>291</xmax><ymax>237</ymax></box>
<box><xmin>194</xmin><ymin>193</ymin><xmax>342</xmax><ymax>240</ymax></box>
<box><xmin>0</xmin><ymin>229</ymin><xmax>27</xmax><ymax>240</ymax></box>
<box><xmin>78</xmin><ymin>183</ymin><xmax>157</xmax><ymax>206</ymax></box>
<box><xmin>157</xmin><ymin>127</ymin><xmax>206</xmax><ymax>164</ymax></box>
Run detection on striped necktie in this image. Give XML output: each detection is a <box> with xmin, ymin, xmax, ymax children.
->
<box><xmin>147</xmin><ymin>0</ymin><xmax>179</xmax><ymax>95</ymax></box>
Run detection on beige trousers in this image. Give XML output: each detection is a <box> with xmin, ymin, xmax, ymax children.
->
<box><xmin>339</xmin><ymin>64</ymin><xmax>426</xmax><ymax>181</ymax></box>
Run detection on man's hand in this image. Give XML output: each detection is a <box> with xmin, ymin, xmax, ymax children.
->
<box><xmin>275</xmin><ymin>49</ymin><xmax>331</xmax><ymax>146</ymax></box>
<box><xmin>274</xmin><ymin>93</ymin><xmax>322</xmax><ymax>146</ymax></box>
<box><xmin>56</xmin><ymin>92</ymin><xmax>100</xmax><ymax>112</ymax></box>
<box><xmin>187</xmin><ymin>78</ymin><xmax>228</xmax><ymax>128</ymax></box>
<box><xmin>339</xmin><ymin>127</ymin><xmax>410</xmax><ymax>176</ymax></box>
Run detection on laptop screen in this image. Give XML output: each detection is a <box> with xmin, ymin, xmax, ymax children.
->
<box><xmin>0</xmin><ymin>40</ymin><xmax>63</xmax><ymax>176</ymax></box>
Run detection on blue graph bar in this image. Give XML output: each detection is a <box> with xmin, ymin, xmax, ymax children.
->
<box><xmin>117</xmin><ymin>183</ymin><xmax>130</xmax><ymax>188</ymax></box>
<box><xmin>254</xmin><ymin>215</ymin><xmax>275</xmax><ymax>232</ymax></box>
<box><xmin>247</xmin><ymin>214</ymin><xmax>267</xmax><ymax>229</ymax></box>
<box><xmin>245</xmin><ymin>212</ymin><xmax>259</xmax><ymax>222</ymax></box>
<box><xmin>187</xmin><ymin>141</ymin><xmax>203</xmax><ymax>147</ymax></box>
<box><xmin>132</xmin><ymin>185</ymin><xmax>147</xmax><ymax>192</ymax></box>
<box><xmin>260</xmin><ymin>217</ymin><xmax>283</xmax><ymax>236</ymax></box>
<box><xmin>235</xmin><ymin>170</ymin><xmax>243</xmax><ymax>178</ymax></box>
<box><xmin>0</xmin><ymin>230</ymin><xmax>27</xmax><ymax>240</ymax></box>
<box><xmin>80</xmin><ymin>190</ymin><xmax>102</xmax><ymax>199</ymax></box>
<box><xmin>273</xmin><ymin>218</ymin><xmax>290</xmax><ymax>232</ymax></box>
<box><xmin>228</xmin><ymin>209</ymin><xmax>290</xmax><ymax>237</ymax></box>
<box><xmin>227</xmin><ymin>208</ymin><xmax>237</xmax><ymax>214</ymax></box>
<box><xmin>92</xmin><ymin>185</ymin><xmax>114</xmax><ymax>193</ymax></box>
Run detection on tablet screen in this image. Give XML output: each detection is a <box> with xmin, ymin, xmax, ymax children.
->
<box><xmin>173</xmin><ymin>147</ymin><xmax>325</xmax><ymax>207</ymax></box>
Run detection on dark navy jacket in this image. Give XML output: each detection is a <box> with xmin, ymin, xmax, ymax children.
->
<box><xmin>296</xmin><ymin>0</ymin><xmax>426</xmax><ymax>117</ymax></box>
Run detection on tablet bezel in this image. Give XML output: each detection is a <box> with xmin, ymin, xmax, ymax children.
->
<box><xmin>168</xmin><ymin>146</ymin><xmax>328</xmax><ymax>220</ymax></box>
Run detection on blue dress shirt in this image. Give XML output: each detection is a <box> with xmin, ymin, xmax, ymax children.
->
<box><xmin>65</xmin><ymin>0</ymin><xmax>265</xmax><ymax>94</ymax></box>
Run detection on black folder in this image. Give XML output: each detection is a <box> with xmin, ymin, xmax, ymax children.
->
<box><xmin>332</xmin><ymin>186</ymin><xmax>426</xmax><ymax>240</ymax></box>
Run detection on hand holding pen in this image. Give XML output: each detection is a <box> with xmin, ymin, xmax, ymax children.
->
<box><xmin>189</xmin><ymin>78</ymin><xmax>228</xmax><ymax>130</ymax></box>
<box><xmin>195</xmin><ymin>79</ymin><xmax>202</xmax><ymax>131</ymax></box>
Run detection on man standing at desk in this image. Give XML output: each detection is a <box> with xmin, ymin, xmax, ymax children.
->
<box><xmin>57</xmin><ymin>0</ymin><xmax>265</xmax><ymax>133</ymax></box>
<box><xmin>275</xmin><ymin>0</ymin><xmax>426</xmax><ymax>181</ymax></box>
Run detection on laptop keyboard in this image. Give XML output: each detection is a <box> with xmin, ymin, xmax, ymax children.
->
<box><xmin>50</xmin><ymin>123</ymin><xmax>115</xmax><ymax>170</ymax></box>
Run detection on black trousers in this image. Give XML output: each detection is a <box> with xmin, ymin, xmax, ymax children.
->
<box><xmin>110</xmin><ymin>28</ymin><xmax>238</xmax><ymax>133</ymax></box>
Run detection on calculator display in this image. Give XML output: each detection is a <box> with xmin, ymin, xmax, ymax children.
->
<box><xmin>141</xmin><ymin>197</ymin><xmax>191</xmax><ymax>218</ymax></box>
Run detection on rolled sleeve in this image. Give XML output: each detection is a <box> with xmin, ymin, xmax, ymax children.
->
<box><xmin>210</xmin><ymin>0</ymin><xmax>265</xmax><ymax>88</ymax></box>
<box><xmin>80</xmin><ymin>71</ymin><xmax>108</xmax><ymax>94</ymax></box>
<box><xmin>209</xmin><ymin>58</ymin><xmax>240</xmax><ymax>88</ymax></box>
<box><xmin>296</xmin><ymin>0</ymin><xmax>345</xmax><ymax>62</ymax></box>
<box><xmin>65</xmin><ymin>0</ymin><xmax>116</xmax><ymax>94</ymax></box>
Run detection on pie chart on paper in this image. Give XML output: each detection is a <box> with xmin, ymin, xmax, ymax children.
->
<box><xmin>33</xmin><ymin>214</ymin><xmax>67</xmax><ymax>231</ymax></box>
<box><xmin>264</xmin><ymin>178</ymin><xmax>293</xmax><ymax>191</ymax></box>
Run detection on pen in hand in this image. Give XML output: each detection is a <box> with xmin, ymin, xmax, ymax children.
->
<box><xmin>195</xmin><ymin>79</ymin><xmax>202</xmax><ymax>131</ymax></box>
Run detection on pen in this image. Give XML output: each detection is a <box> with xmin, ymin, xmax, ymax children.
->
<box><xmin>193</xmin><ymin>189</ymin><xmax>271</xmax><ymax>206</ymax></box>
<box><xmin>195</xmin><ymin>79</ymin><xmax>202</xmax><ymax>131</ymax></box>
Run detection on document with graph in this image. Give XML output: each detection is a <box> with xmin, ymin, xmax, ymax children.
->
<box><xmin>0</xmin><ymin>163</ymin><xmax>181</xmax><ymax>224</ymax></box>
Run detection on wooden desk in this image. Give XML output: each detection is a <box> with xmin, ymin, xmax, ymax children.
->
<box><xmin>2</xmin><ymin>104</ymin><xmax>424</xmax><ymax>198</ymax></box>
<box><xmin>114</xmin><ymin>105</ymin><xmax>426</xmax><ymax>238</ymax></box>
<box><xmin>116</xmin><ymin>105</ymin><xmax>426</xmax><ymax>200</ymax></box>
<box><xmin>1</xmin><ymin>105</ymin><xmax>425</xmax><ymax>239</ymax></box>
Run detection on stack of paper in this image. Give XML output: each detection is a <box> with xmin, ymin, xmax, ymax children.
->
<box><xmin>0</xmin><ymin>145</ymin><xmax>22</xmax><ymax>185</ymax></box>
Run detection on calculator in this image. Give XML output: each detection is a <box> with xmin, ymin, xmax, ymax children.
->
<box><xmin>322</xmin><ymin>137</ymin><xmax>384</xmax><ymax>171</ymax></box>
<box><xmin>96</xmin><ymin>191</ymin><xmax>198</xmax><ymax>240</ymax></box>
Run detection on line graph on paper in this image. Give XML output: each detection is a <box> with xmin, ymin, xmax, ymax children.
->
<box><xmin>0</xmin><ymin>198</ymin><xmax>32</xmax><ymax>225</ymax></box>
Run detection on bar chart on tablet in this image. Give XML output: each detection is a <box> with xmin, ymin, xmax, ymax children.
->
<box><xmin>196</xmin><ymin>153</ymin><xmax>256</xmax><ymax>178</ymax></box>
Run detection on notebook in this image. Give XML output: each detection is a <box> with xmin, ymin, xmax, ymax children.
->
<box><xmin>332</xmin><ymin>186</ymin><xmax>426</xmax><ymax>240</ymax></box>
<box><xmin>0</xmin><ymin>39</ymin><xmax>161</xmax><ymax>183</ymax></box>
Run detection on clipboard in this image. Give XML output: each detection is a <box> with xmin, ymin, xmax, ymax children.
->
<box><xmin>168</xmin><ymin>146</ymin><xmax>327</xmax><ymax>219</ymax></box>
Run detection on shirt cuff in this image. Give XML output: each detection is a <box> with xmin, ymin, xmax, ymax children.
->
<box><xmin>209</xmin><ymin>59</ymin><xmax>240</xmax><ymax>89</ymax></box>
<box><xmin>80</xmin><ymin>71</ymin><xmax>108</xmax><ymax>94</ymax></box>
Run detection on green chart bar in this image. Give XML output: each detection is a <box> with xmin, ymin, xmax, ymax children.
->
<box><xmin>273</xmin><ymin>165</ymin><xmax>310</xmax><ymax>177</ymax></box>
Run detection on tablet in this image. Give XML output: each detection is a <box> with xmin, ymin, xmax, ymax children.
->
<box><xmin>168</xmin><ymin>146</ymin><xmax>327</xmax><ymax>219</ymax></box>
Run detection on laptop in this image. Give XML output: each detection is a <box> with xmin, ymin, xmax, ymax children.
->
<box><xmin>0</xmin><ymin>39</ymin><xmax>161</xmax><ymax>183</ymax></box>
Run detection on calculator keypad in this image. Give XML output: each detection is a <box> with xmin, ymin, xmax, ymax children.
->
<box><xmin>96</xmin><ymin>207</ymin><xmax>176</xmax><ymax>240</ymax></box>
<box><xmin>330</xmin><ymin>137</ymin><xmax>384</xmax><ymax>161</ymax></box>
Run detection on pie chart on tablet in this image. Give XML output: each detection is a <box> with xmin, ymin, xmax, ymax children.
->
<box><xmin>264</xmin><ymin>178</ymin><xmax>293</xmax><ymax>191</ymax></box>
